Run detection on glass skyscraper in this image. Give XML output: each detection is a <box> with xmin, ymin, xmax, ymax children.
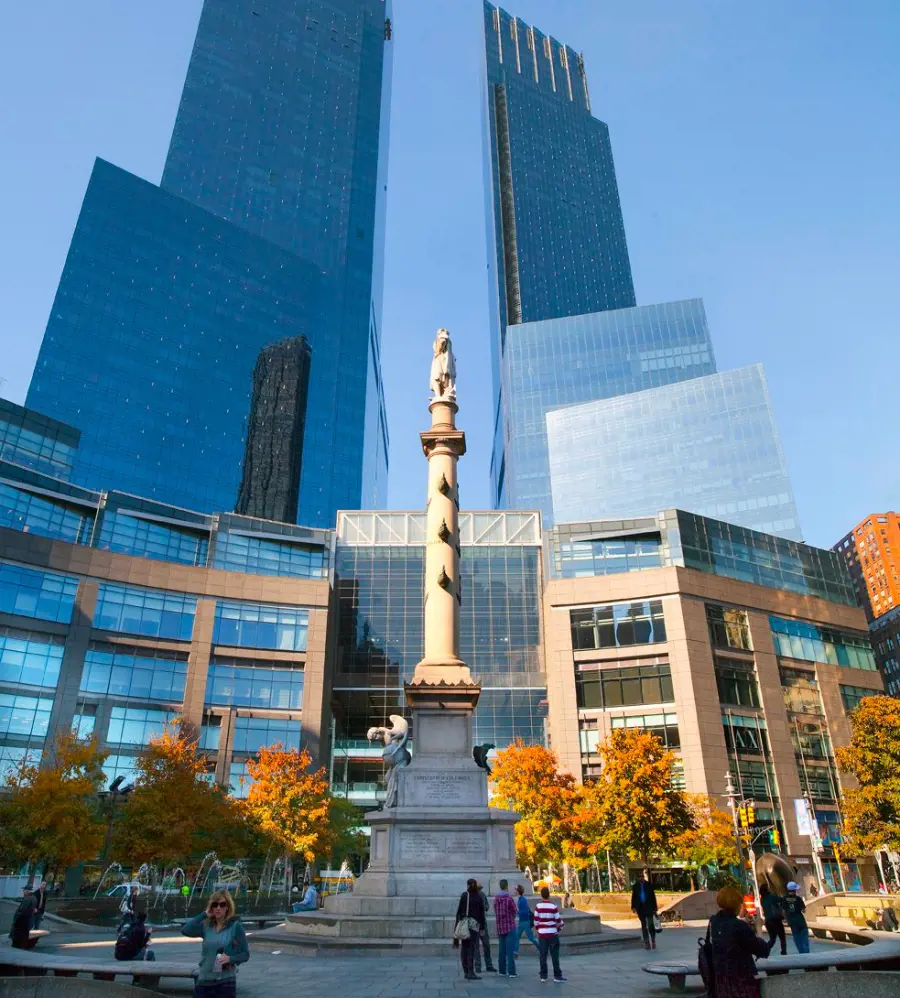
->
<box><xmin>27</xmin><ymin>0</ymin><xmax>391</xmax><ymax>527</ymax></box>
<box><xmin>495</xmin><ymin>298</ymin><xmax>716</xmax><ymax>519</ymax></box>
<box><xmin>547</xmin><ymin>365</ymin><xmax>802</xmax><ymax>540</ymax></box>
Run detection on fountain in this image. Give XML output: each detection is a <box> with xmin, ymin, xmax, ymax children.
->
<box><xmin>186</xmin><ymin>852</ymin><xmax>218</xmax><ymax>914</ymax></box>
<box><xmin>93</xmin><ymin>862</ymin><xmax>123</xmax><ymax>899</ymax></box>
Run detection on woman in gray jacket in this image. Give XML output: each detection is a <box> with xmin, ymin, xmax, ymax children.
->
<box><xmin>181</xmin><ymin>890</ymin><xmax>249</xmax><ymax>998</ymax></box>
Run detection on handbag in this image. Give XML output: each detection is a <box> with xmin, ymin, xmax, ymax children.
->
<box><xmin>653</xmin><ymin>913</ymin><xmax>663</xmax><ymax>933</ymax></box>
<box><xmin>698</xmin><ymin>919</ymin><xmax>716</xmax><ymax>997</ymax></box>
<box><xmin>453</xmin><ymin>893</ymin><xmax>478</xmax><ymax>941</ymax></box>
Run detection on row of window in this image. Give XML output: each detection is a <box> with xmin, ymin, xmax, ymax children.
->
<box><xmin>0</xmin><ymin>628</ymin><xmax>64</xmax><ymax>689</ymax></box>
<box><xmin>570</xmin><ymin>600</ymin><xmax>667</xmax><ymax>651</ymax></box>
<box><xmin>770</xmin><ymin>616</ymin><xmax>877</xmax><ymax>671</ymax></box>
<box><xmin>576</xmin><ymin>661</ymin><xmax>673</xmax><ymax>710</ymax></box>
<box><xmin>706</xmin><ymin>604</ymin><xmax>752</xmax><ymax>651</ymax></box>
<box><xmin>80</xmin><ymin>645</ymin><xmax>188</xmax><ymax>702</ymax></box>
<box><xmin>0</xmin><ymin>693</ymin><xmax>52</xmax><ymax>740</ymax></box>
<box><xmin>0</xmin><ymin>564</ymin><xmax>78</xmax><ymax>624</ymax></box>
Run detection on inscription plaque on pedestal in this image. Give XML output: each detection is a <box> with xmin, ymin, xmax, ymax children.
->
<box><xmin>399</xmin><ymin>830</ymin><xmax>486</xmax><ymax>863</ymax></box>
<box><xmin>402</xmin><ymin>769</ymin><xmax>484</xmax><ymax>807</ymax></box>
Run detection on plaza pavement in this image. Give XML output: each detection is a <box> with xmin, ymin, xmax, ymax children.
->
<box><xmin>41</xmin><ymin>920</ymin><xmax>845</xmax><ymax>998</ymax></box>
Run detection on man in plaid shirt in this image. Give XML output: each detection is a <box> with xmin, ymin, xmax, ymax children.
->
<box><xmin>493</xmin><ymin>880</ymin><xmax>519</xmax><ymax>978</ymax></box>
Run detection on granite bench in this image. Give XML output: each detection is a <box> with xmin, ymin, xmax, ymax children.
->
<box><xmin>643</xmin><ymin>935</ymin><xmax>900</xmax><ymax>991</ymax></box>
<box><xmin>0</xmin><ymin>946</ymin><xmax>197</xmax><ymax>987</ymax></box>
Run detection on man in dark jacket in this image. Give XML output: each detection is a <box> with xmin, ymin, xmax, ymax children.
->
<box><xmin>32</xmin><ymin>881</ymin><xmax>48</xmax><ymax>930</ymax></box>
<box><xmin>9</xmin><ymin>892</ymin><xmax>36</xmax><ymax>949</ymax></box>
<box><xmin>630</xmin><ymin>869</ymin><xmax>659</xmax><ymax>950</ymax></box>
<box><xmin>115</xmin><ymin>912</ymin><xmax>156</xmax><ymax>962</ymax></box>
<box><xmin>473</xmin><ymin>882</ymin><xmax>496</xmax><ymax>973</ymax></box>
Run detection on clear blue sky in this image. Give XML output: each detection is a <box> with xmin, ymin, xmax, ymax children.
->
<box><xmin>1</xmin><ymin>1</ymin><xmax>898</xmax><ymax>548</ymax></box>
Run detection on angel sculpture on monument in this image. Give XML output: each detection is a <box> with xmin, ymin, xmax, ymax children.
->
<box><xmin>429</xmin><ymin>327</ymin><xmax>457</xmax><ymax>400</ymax></box>
<box><xmin>367</xmin><ymin>714</ymin><xmax>411</xmax><ymax>808</ymax></box>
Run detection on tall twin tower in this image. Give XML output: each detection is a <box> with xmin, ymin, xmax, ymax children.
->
<box><xmin>26</xmin><ymin>1</ymin><xmax>801</xmax><ymax>540</ymax></box>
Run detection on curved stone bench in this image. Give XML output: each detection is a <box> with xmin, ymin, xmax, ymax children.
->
<box><xmin>0</xmin><ymin>946</ymin><xmax>197</xmax><ymax>987</ymax></box>
<box><xmin>643</xmin><ymin>935</ymin><xmax>900</xmax><ymax>991</ymax></box>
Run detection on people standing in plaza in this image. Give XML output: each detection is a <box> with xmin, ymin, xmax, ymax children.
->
<box><xmin>630</xmin><ymin>868</ymin><xmax>659</xmax><ymax>950</ymax></box>
<box><xmin>758</xmin><ymin>883</ymin><xmax>787</xmax><ymax>956</ymax></box>
<box><xmin>709</xmin><ymin>887</ymin><xmax>774</xmax><ymax>998</ymax></box>
<box><xmin>534</xmin><ymin>886</ymin><xmax>567</xmax><ymax>983</ymax></box>
<box><xmin>514</xmin><ymin>884</ymin><xmax>539</xmax><ymax>955</ymax></box>
<box><xmin>454</xmin><ymin>879</ymin><xmax>487</xmax><ymax>981</ymax></box>
<box><xmin>118</xmin><ymin>885</ymin><xmax>140</xmax><ymax>930</ymax></box>
<box><xmin>9</xmin><ymin>891</ymin><xmax>36</xmax><ymax>949</ymax></box>
<box><xmin>32</xmin><ymin>881</ymin><xmax>48</xmax><ymax>929</ymax></box>
<box><xmin>781</xmin><ymin>882</ymin><xmax>810</xmax><ymax>953</ymax></box>
<box><xmin>493</xmin><ymin>879</ymin><xmax>518</xmax><ymax>978</ymax></box>
<box><xmin>473</xmin><ymin>882</ymin><xmax>497</xmax><ymax>973</ymax></box>
<box><xmin>181</xmin><ymin>890</ymin><xmax>249</xmax><ymax>998</ymax></box>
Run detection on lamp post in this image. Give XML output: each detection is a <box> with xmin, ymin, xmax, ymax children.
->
<box><xmin>98</xmin><ymin>775</ymin><xmax>133</xmax><ymax>867</ymax></box>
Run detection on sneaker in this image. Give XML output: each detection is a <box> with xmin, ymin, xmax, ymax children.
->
<box><xmin>508</xmin><ymin>973</ymin><xmax>518</xmax><ymax>979</ymax></box>
<box><xmin>486</xmin><ymin>967</ymin><xmax>497</xmax><ymax>973</ymax></box>
<box><xmin>540</xmin><ymin>976</ymin><xmax>548</xmax><ymax>982</ymax></box>
<box><xmin>498</xmin><ymin>972</ymin><xmax>507</xmax><ymax>977</ymax></box>
<box><xmin>554</xmin><ymin>977</ymin><xmax>568</xmax><ymax>983</ymax></box>
<box><xmin>465</xmin><ymin>974</ymin><xmax>481</xmax><ymax>981</ymax></box>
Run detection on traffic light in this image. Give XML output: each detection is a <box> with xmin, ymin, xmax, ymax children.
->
<box><xmin>747</xmin><ymin>804</ymin><xmax>756</xmax><ymax>825</ymax></box>
<box><xmin>738</xmin><ymin>806</ymin><xmax>748</xmax><ymax>828</ymax></box>
<box><xmin>770</xmin><ymin>828</ymin><xmax>780</xmax><ymax>848</ymax></box>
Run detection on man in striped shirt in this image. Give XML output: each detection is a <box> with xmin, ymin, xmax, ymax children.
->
<box><xmin>534</xmin><ymin>887</ymin><xmax>567</xmax><ymax>983</ymax></box>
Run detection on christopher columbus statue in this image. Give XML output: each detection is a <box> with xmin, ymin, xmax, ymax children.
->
<box><xmin>429</xmin><ymin>328</ymin><xmax>457</xmax><ymax>401</ymax></box>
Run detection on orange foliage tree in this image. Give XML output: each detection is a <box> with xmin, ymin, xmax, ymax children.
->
<box><xmin>489</xmin><ymin>740</ymin><xmax>587</xmax><ymax>868</ymax></box>
<box><xmin>586</xmin><ymin>729</ymin><xmax>693</xmax><ymax>866</ymax></box>
<box><xmin>670</xmin><ymin>794</ymin><xmax>739</xmax><ymax>888</ymax></box>
<box><xmin>111</xmin><ymin>719</ymin><xmax>248</xmax><ymax>866</ymax></box>
<box><xmin>0</xmin><ymin>733</ymin><xmax>108</xmax><ymax>874</ymax></box>
<box><xmin>243</xmin><ymin>745</ymin><xmax>343</xmax><ymax>885</ymax></box>
<box><xmin>836</xmin><ymin>695</ymin><xmax>900</xmax><ymax>853</ymax></box>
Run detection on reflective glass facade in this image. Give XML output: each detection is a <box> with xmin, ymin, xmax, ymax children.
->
<box><xmin>93</xmin><ymin>583</ymin><xmax>197</xmax><ymax>641</ymax></box>
<box><xmin>28</xmin><ymin>0</ymin><xmax>392</xmax><ymax>525</ymax></box>
<box><xmin>0</xmin><ymin>400</ymin><xmax>80</xmax><ymax>480</ymax></box>
<box><xmin>548</xmin><ymin>365</ymin><xmax>802</xmax><ymax>540</ymax></box>
<box><xmin>0</xmin><ymin>565</ymin><xmax>78</xmax><ymax>624</ymax></box>
<box><xmin>332</xmin><ymin>511</ymin><xmax>546</xmax><ymax>802</ymax></box>
<box><xmin>494</xmin><ymin>299</ymin><xmax>716</xmax><ymax>519</ymax></box>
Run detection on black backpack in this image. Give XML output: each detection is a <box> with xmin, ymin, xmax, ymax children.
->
<box><xmin>698</xmin><ymin>919</ymin><xmax>716</xmax><ymax>997</ymax></box>
<box><xmin>115</xmin><ymin>923</ymin><xmax>138</xmax><ymax>961</ymax></box>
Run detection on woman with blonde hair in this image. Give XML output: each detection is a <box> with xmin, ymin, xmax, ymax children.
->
<box><xmin>181</xmin><ymin>890</ymin><xmax>249</xmax><ymax>998</ymax></box>
<box><xmin>707</xmin><ymin>887</ymin><xmax>773</xmax><ymax>998</ymax></box>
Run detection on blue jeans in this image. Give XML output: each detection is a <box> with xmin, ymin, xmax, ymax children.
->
<box><xmin>538</xmin><ymin>935</ymin><xmax>562</xmax><ymax>980</ymax></box>
<box><xmin>515</xmin><ymin>919</ymin><xmax>539</xmax><ymax>953</ymax></box>
<box><xmin>789</xmin><ymin>920</ymin><xmax>810</xmax><ymax>953</ymax></box>
<box><xmin>134</xmin><ymin>948</ymin><xmax>156</xmax><ymax>962</ymax></box>
<box><xmin>498</xmin><ymin>930</ymin><xmax>516</xmax><ymax>976</ymax></box>
<box><xmin>292</xmin><ymin>901</ymin><xmax>316</xmax><ymax>912</ymax></box>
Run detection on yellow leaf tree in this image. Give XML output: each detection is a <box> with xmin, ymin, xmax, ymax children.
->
<box><xmin>835</xmin><ymin>695</ymin><xmax>900</xmax><ymax>853</ymax></box>
<box><xmin>489</xmin><ymin>740</ymin><xmax>586</xmax><ymax>868</ymax></box>
<box><xmin>243</xmin><ymin>744</ymin><xmax>336</xmax><ymax>887</ymax></box>
<box><xmin>670</xmin><ymin>794</ymin><xmax>739</xmax><ymax>889</ymax></box>
<box><xmin>0</xmin><ymin>733</ymin><xmax>108</xmax><ymax>875</ymax></box>
<box><xmin>587</xmin><ymin>728</ymin><xmax>694</xmax><ymax>867</ymax></box>
<box><xmin>112</xmin><ymin>719</ymin><xmax>248</xmax><ymax>866</ymax></box>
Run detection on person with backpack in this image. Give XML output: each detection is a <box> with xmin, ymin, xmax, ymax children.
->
<box><xmin>181</xmin><ymin>890</ymin><xmax>249</xmax><ymax>998</ymax></box>
<box><xmin>115</xmin><ymin>912</ymin><xmax>155</xmax><ymax>962</ymax></box>
<box><xmin>9</xmin><ymin>891</ymin><xmax>36</xmax><ymax>949</ymax></box>
<box><xmin>781</xmin><ymin>882</ymin><xmax>810</xmax><ymax>953</ymax></box>
<box><xmin>703</xmin><ymin>887</ymin><xmax>774</xmax><ymax>998</ymax></box>
<box><xmin>759</xmin><ymin>883</ymin><xmax>787</xmax><ymax>956</ymax></box>
<box><xmin>533</xmin><ymin>886</ymin><xmax>567</xmax><ymax>984</ymax></box>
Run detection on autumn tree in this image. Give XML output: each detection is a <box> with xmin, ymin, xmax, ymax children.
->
<box><xmin>243</xmin><ymin>744</ymin><xmax>342</xmax><ymax>886</ymax></box>
<box><xmin>0</xmin><ymin>734</ymin><xmax>108</xmax><ymax>875</ymax></box>
<box><xmin>670</xmin><ymin>794</ymin><xmax>739</xmax><ymax>889</ymax></box>
<box><xmin>489</xmin><ymin>741</ymin><xmax>586</xmax><ymax>868</ymax></box>
<box><xmin>326</xmin><ymin>795</ymin><xmax>369</xmax><ymax>870</ymax></box>
<box><xmin>836</xmin><ymin>695</ymin><xmax>900</xmax><ymax>853</ymax></box>
<box><xmin>111</xmin><ymin>719</ymin><xmax>248</xmax><ymax>867</ymax></box>
<box><xmin>586</xmin><ymin>729</ymin><xmax>693</xmax><ymax>866</ymax></box>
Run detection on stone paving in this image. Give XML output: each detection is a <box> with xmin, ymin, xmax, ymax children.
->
<box><xmin>41</xmin><ymin>921</ymin><xmax>840</xmax><ymax>998</ymax></box>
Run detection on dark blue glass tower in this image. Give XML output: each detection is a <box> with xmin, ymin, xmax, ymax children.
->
<box><xmin>27</xmin><ymin>0</ymin><xmax>391</xmax><ymax>527</ymax></box>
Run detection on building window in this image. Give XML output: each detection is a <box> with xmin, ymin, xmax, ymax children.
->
<box><xmin>0</xmin><ymin>564</ymin><xmax>78</xmax><ymax>624</ymax></box>
<box><xmin>570</xmin><ymin>600</ymin><xmax>666</xmax><ymax>651</ymax></box>
<box><xmin>97</xmin><ymin>512</ymin><xmax>209</xmax><ymax>567</ymax></box>
<box><xmin>715</xmin><ymin>658</ymin><xmax>760</xmax><ymax>708</ymax></box>
<box><xmin>770</xmin><ymin>617</ymin><xmax>876</xmax><ymax>671</ymax></box>
<box><xmin>205</xmin><ymin>658</ymin><xmax>304</xmax><ymax>710</ymax></box>
<box><xmin>555</xmin><ymin>535</ymin><xmax>662</xmax><ymax>578</ymax></box>
<box><xmin>228</xmin><ymin>760</ymin><xmax>253</xmax><ymax>799</ymax></box>
<box><xmin>106</xmin><ymin>706</ymin><xmax>176</xmax><ymax>746</ymax></box>
<box><xmin>729</xmin><ymin>759</ymin><xmax>776</xmax><ymax>800</ymax></box>
<box><xmin>780</xmin><ymin>667</ymin><xmax>823</xmax><ymax>715</ymax></box>
<box><xmin>80</xmin><ymin>644</ymin><xmax>188</xmax><ymax>702</ymax></box>
<box><xmin>0</xmin><ymin>628</ymin><xmax>64</xmax><ymax>689</ymax></box>
<box><xmin>231</xmin><ymin>716</ymin><xmax>300</xmax><ymax>753</ymax></box>
<box><xmin>722</xmin><ymin>713</ymin><xmax>769</xmax><ymax>756</ymax></box>
<box><xmin>93</xmin><ymin>584</ymin><xmax>196</xmax><ymax>641</ymax></box>
<box><xmin>839</xmin><ymin>684</ymin><xmax>879</xmax><ymax>712</ymax></box>
<box><xmin>791</xmin><ymin>721</ymin><xmax>831</xmax><ymax>761</ymax></box>
<box><xmin>213</xmin><ymin>602</ymin><xmax>308</xmax><ymax>652</ymax></box>
<box><xmin>0</xmin><ymin>483</ymin><xmax>93</xmax><ymax>545</ymax></box>
<box><xmin>576</xmin><ymin>660</ymin><xmax>673</xmax><ymax>709</ymax></box>
<box><xmin>213</xmin><ymin>532</ymin><xmax>327</xmax><ymax>580</ymax></box>
<box><xmin>706</xmin><ymin>604</ymin><xmax>752</xmax><ymax>651</ymax></box>
<box><xmin>72</xmin><ymin>704</ymin><xmax>96</xmax><ymax>739</ymax></box>
<box><xmin>102</xmin><ymin>754</ymin><xmax>139</xmax><ymax>787</ymax></box>
<box><xmin>200</xmin><ymin>713</ymin><xmax>221</xmax><ymax>751</ymax></box>
<box><xmin>798</xmin><ymin>765</ymin><xmax>838</xmax><ymax>803</ymax></box>
<box><xmin>609</xmin><ymin>710</ymin><xmax>680</xmax><ymax>748</ymax></box>
<box><xmin>0</xmin><ymin>744</ymin><xmax>40</xmax><ymax>780</ymax></box>
<box><xmin>0</xmin><ymin>693</ymin><xmax>53</xmax><ymax>739</ymax></box>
